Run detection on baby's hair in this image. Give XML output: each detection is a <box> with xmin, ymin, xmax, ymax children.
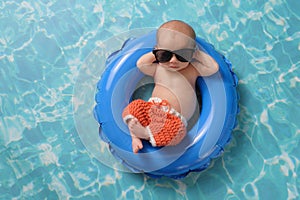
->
<box><xmin>157</xmin><ymin>20</ymin><xmax>196</xmax><ymax>48</ymax></box>
<box><xmin>158</xmin><ymin>20</ymin><xmax>196</xmax><ymax>39</ymax></box>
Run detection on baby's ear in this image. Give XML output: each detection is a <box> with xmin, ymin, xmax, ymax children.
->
<box><xmin>192</xmin><ymin>49</ymin><xmax>200</xmax><ymax>59</ymax></box>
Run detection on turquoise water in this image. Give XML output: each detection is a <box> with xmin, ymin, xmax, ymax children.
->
<box><xmin>1</xmin><ymin>0</ymin><xmax>299</xmax><ymax>199</ymax></box>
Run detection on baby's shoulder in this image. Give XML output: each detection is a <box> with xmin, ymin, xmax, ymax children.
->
<box><xmin>182</xmin><ymin>64</ymin><xmax>199</xmax><ymax>76</ymax></box>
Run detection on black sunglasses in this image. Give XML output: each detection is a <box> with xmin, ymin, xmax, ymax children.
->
<box><xmin>152</xmin><ymin>48</ymin><xmax>195</xmax><ymax>63</ymax></box>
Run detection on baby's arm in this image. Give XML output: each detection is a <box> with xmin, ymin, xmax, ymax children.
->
<box><xmin>191</xmin><ymin>49</ymin><xmax>219</xmax><ymax>76</ymax></box>
<box><xmin>136</xmin><ymin>52</ymin><xmax>158</xmax><ymax>76</ymax></box>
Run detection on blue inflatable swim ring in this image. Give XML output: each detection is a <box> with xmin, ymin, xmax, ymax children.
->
<box><xmin>94</xmin><ymin>30</ymin><xmax>239</xmax><ymax>178</ymax></box>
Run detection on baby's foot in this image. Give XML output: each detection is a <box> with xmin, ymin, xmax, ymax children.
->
<box><xmin>128</xmin><ymin>118</ymin><xmax>149</xmax><ymax>140</ymax></box>
<box><xmin>131</xmin><ymin>136</ymin><xmax>143</xmax><ymax>154</ymax></box>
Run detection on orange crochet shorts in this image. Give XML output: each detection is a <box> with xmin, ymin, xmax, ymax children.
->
<box><xmin>122</xmin><ymin>97</ymin><xmax>187</xmax><ymax>147</ymax></box>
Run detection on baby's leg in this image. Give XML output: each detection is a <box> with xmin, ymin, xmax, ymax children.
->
<box><xmin>131</xmin><ymin>135</ymin><xmax>143</xmax><ymax>154</ymax></box>
<box><xmin>128</xmin><ymin>118</ymin><xmax>149</xmax><ymax>140</ymax></box>
<box><xmin>122</xmin><ymin>99</ymin><xmax>151</xmax><ymax>152</ymax></box>
<box><xmin>127</xmin><ymin>118</ymin><xmax>148</xmax><ymax>153</ymax></box>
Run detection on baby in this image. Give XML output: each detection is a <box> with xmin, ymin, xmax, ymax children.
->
<box><xmin>122</xmin><ymin>20</ymin><xmax>219</xmax><ymax>153</ymax></box>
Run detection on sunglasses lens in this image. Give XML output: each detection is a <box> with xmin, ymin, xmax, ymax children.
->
<box><xmin>175</xmin><ymin>54</ymin><xmax>188</xmax><ymax>62</ymax></box>
<box><xmin>153</xmin><ymin>49</ymin><xmax>194</xmax><ymax>63</ymax></box>
<box><xmin>153</xmin><ymin>50</ymin><xmax>172</xmax><ymax>63</ymax></box>
<box><xmin>175</xmin><ymin>49</ymin><xmax>194</xmax><ymax>62</ymax></box>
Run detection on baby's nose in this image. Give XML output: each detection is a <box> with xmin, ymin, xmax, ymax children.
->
<box><xmin>169</xmin><ymin>54</ymin><xmax>178</xmax><ymax>62</ymax></box>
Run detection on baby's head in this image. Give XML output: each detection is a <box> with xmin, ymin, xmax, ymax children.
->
<box><xmin>156</xmin><ymin>20</ymin><xmax>196</xmax><ymax>50</ymax></box>
<box><xmin>153</xmin><ymin>20</ymin><xmax>196</xmax><ymax>71</ymax></box>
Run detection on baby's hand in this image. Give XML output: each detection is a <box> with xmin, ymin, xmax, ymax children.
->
<box><xmin>191</xmin><ymin>47</ymin><xmax>219</xmax><ymax>76</ymax></box>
